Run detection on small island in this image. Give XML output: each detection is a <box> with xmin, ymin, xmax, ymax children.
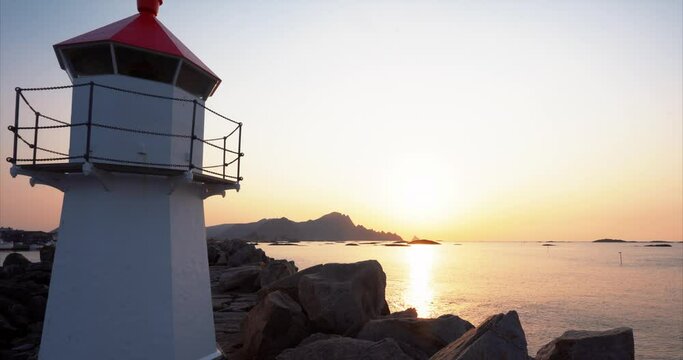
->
<box><xmin>409</xmin><ymin>237</ymin><xmax>442</xmax><ymax>245</ymax></box>
<box><xmin>593</xmin><ymin>239</ymin><xmax>628</xmax><ymax>243</ymax></box>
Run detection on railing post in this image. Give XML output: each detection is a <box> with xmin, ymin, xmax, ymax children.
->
<box><xmin>85</xmin><ymin>82</ymin><xmax>94</xmax><ymax>162</ymax></box>
<box><xmin>32</xmin><ymin>112</ymin><xmax>40</xmax><ymax>165</ymax></box>
<box><xmin>188</xmin><ymin>100</ymin><xmax>197</xmax><ymax>170</ymax></box>
<box><xmin>237</xmin><ymin>123</ymin><xmax>242</xmax><ymax>181</ymax></box>
<box><xmin>12</xmin><ymin>88</ymin><xmax>20</xmax><ymax>164</ymax></box>
<box><xmin>222</xmin><ymin>136</ymin><xmax>227</xmax><ymax>179</ymax></box>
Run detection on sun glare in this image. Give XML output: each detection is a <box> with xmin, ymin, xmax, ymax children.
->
<box><xmin>404</xmin><ymin>245</ymin><xmax>436</xmax><ymax>318</ymax></box>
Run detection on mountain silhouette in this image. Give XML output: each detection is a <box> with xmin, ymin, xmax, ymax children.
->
<box><xmin>206</xmin><ymin>212</ymin><xmax>402</xmax><ymax>242</ymax></box>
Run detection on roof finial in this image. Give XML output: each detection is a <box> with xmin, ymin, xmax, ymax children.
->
<box><xmin>137</xmin><ymin>0</ymin><xmax>163</xmax><ymax>16</ymax></box>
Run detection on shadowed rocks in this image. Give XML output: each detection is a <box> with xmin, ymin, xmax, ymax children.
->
<box><xmin>535</xmin><ymin>327</ymin><xmax>635</xmax><ymax>360</ymax></box>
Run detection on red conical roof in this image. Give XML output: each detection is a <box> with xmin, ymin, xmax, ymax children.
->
<box><xmin>54</xmin><ymin>12</ymin><xmax>220</xmax><ymax>82</ymax></box>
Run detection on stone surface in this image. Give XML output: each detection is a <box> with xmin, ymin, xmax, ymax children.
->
<box><xmin>219</xmin><ymin>266</ymin><xmax>262</xmax><ymax>293</ymax></box>
<box><xmin>297</xmin><ymin>260</ymin><xmax>388</xmax><ymax>335</ymax></box>
<box><xmin>357</xmin><ymin>314</ymin><xmax>474</xmax><ymax>356</ymax></box>
<box><xmin>276</xmin><ymin>337</ymin><xmax>412</xmax><ymax>360</ymax></box>
<box><xmin>430</xmin><ymin>310</ymin><xmax>528</xmax><ymax>360</ymax></box>
<box><xmin>535</xmin><ymin>327</ymin><xmax>635</xmax><ymax>360</ymax></box>
<box><xmin>242</xmin><ymin>290</ymin><xmax>310</xmax><ymax>360</ymax></box>
<box><xmin>260</xmin><ymin>260</ymin><xmax>298</xmax><ymax>288</ymax></box>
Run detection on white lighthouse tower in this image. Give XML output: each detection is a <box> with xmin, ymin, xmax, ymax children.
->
<box><xmin>8</xmin><ymin>1</ymin><xmax>243</xmax><ymax>359</ymax></box>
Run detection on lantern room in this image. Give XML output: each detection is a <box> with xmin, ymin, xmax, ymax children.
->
<box><xmin>54</xmin><ymin>0</ymin><xmax>220</xmax><ymax>99</ymax></box>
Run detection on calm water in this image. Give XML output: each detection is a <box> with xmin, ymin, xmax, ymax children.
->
<box><xmin>4</xmin><ymin>243</ymin><xmax>682</xmax><ymax>359</ymax></box>
<box><xmin>257</xmin><ymin>241</ymin><xmax>683</xmax><ymax>359</ymax></box>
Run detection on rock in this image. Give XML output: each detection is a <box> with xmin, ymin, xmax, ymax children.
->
<box><xmin>207</xmin><ymin>245</ymin><xmax>220</xmax><ymax>266</ymax></box>
<box><xmin>260</xmin><ymin>260</ymin><xmax>298</xmax><ymax>288</ymax></box>
<box><xmin>228</xmin><ymin>245</ymin><xmax>267</xmax><ymax>267</ymax></box>
<box><xmin>276</xmin><ymin>337</ymin><xmax>412</xmax><ymax>360</ymax></box>
<box><xmin>297</xmin><ymin>333</ymin><xmax>342</xmax><ymax>346</ymax></box>
<box><xmin>3</xmin><ymin>253</ymin><xmax>31</xmax><ymax>268</ymax></box>
<box><xmin>430</xmin><ymin>310</ymin><xmax>528</xmax><ymax>360</ymax></box>
<box><xmin>39</xmin><ymin>245</ymin><xmax>55</xmax><ymax>264</ymax></box>
<box><xmin>357</xmin><ymin>314</ymin><xmax>474</xmax><ymax>357</ymax></box>
<box><xmin>258</xmin><ymin>264</ymin><xmax>323</xmax><ymax>300</ymax></box>
<box><xmin>215</xmin><ymin>253</ymin><xmax>228</xmax><ymax>266</ymax></box>
<box><xmin>219</xmin><ymin>266</ymin><xmax>262</xmax><ymax>292</ymax></box>
<box><xmin>297</xmin><ymin>260</ymin><xmax>388</xmax><ymax>335</ymax></box>
<box><xmin>27</xmin><ymin>296</ymin><xmax>47</xmax><ymax>322</ymax></box>
<box><xmin>535</xmin><ymin>327</ymin><xmax>635</xmax><ymax>360</ymax></box>
<box><xmin>242</xmin><ymin>291</ymin><xmax>309</xmax><ymax>360</ymax></box>
<box><xmin>383</xmin><ymin>307</ymin><xmax>418</xmax><ymax>319</ymax></box>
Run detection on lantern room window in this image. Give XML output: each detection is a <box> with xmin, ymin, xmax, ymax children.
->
<box><xmin>115</xmin><ymin>45</ymin><xmax>179</xmax><ymax>84</ymax></box>
<box><xmin>176</xmin><ymin>62</ymin><xmax>217</xmax><ymax>99</ymax></box>
<box><xmin>61</xmin><ymin>44</ymin><xmax>114</xmax><ymax>77</ymax></box>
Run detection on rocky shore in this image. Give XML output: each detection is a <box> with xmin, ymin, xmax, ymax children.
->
<box><xmin>1</xmin><ymin>240</ymin><xmax>635</xmax><ymax>359</ymax></box>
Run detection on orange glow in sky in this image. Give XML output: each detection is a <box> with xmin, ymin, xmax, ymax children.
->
<box><xmin>1</xmin><ymin>1</ymin><xmax>681</xmax><ymax>241</ymax></box>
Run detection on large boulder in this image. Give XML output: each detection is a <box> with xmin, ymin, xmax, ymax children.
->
<box><xmin>260</xmin><ymin>260</ymin><xmax>298</xmax><ymax>288</ymax></box>
<box><xmin>276</xmin><ymin>336</ymin><xmax>412</xmax><ymax>360</ymax></box>
<box><xmin>296</xmin><ymin>260</ymin><xmax>388</xmax><ymax>335</ymax></box>
<box><xmin>357</xmin><ymin>314</ymin><xmax>474</xmax><ymax>357</ymax></box>
<box><xmin>430</xmin><ymin>310</ymin><xmax>528</xmax><ymax>360</ymax></box>
<box><xmin>258</xmin><ymin>264</ymin><xmax>324</xmax><ymax>302</ymax></box>
<box><xmin>39</xmin><ymin>245</ymin><xmax>55</xmax><ymax>264</ymax></box>
<box><xmin>242</xmin><ymin>290</ymin><xmax>309</xmax><ymax>360</ymax></box>
<box><xmin>3</xmin><ymin>253</ymin><xmax>30</xmax><ymax>268</ymax></box>
<box><xmin>219</xmin><ymin>266</ymin><xmax>262</xmax><ymax>292</ymax></box>
<box><xmin>535</xmin><ymin>327</ymin><xmax>635</xmax><ymax>360</ymax></box>
<box><xmin>228</xmin><ymin>244</ymin><xmax>267</xmax><ymax>267</ymax></box>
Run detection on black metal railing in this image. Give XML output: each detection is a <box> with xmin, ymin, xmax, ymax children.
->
<box><xmin>7</xmin><ymin>82</ymin><xmax>243</xmax><ymax>182</ymax></box>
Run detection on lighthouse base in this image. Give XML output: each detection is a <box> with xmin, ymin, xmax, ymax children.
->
<box><xmin>38</xmin><ymin>173</ymin><xmax>221</xmax><ymax>360</ymax></box>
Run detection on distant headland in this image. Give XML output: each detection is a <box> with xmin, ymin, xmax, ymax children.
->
<box><xmin>206</xmin><ymin>212</ymin><xmax>402</xmax><ymax>242</ymax></box>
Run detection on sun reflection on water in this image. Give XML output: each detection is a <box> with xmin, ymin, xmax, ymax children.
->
<box><xmin>404</xmin><ymin>245</ymin><xmax>435</xmax><ymax>318</ymax></box>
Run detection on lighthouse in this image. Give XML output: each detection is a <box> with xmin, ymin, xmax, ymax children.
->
<box><xmin>7</xmin><ymin>1</ymin><xmax>243</xmax><ymax>359</ymax></box>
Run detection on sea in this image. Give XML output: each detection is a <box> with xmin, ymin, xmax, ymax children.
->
<box><xmin>257</xmin><ymin>241</ymin><xmax>683</xmax><ymax>359</ymax></box>
<box><xmin>3</xmin><ymin>241</ymin><xmax>682</xmax><ymax>359</ymax></box>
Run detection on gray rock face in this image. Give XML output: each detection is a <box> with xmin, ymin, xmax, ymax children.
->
<box><xmin>430</xmin><ymin>310</ymin><xmax>528</xmax><ymax>360</ymax></box>
<box><xmin>260</xmin><ymin>260</ymin><xmax>298</xmax><ymax>288</ymax></box>
<box><xmin>296</xmin><ymin>260</ymin><xmax>388</xmax><ymax>335</ymax></box>
<box><xmin>276</xmin><ymin>337</ymin><xmax>412</xmax><ymax>360</ymax></box>
<box><xmin>242</xmin><ymin>291</ymin><xmax>310</xmax><ymax>360</ymax></box>
<box><xmin>219</xmin><ymin>266</ymin><xmax>262</xmax><ymax>292</ymax></box>
<box><xmin>358</xmin><ymin>314</ymin><xmax>474</xmax><ymax>356</ymax></box>
<box><xmin>535</xmin><ymin>327</ymin><xmax>635</xmax><ymax>360</ymax></box>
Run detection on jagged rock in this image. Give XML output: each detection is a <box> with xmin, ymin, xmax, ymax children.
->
<box><xmin>535</xmin><ymin>327</ymin><xmax>635</xmax><ymax>360</ymax></box>
<box><xmin>383</xmin><ymin>307</ymin><xmax>418</xmax><ymax>319</ymax></box>
<box><xmin>242</xmin><ymin>291</ymin><xmax>309</xmax><ymax>360</ymax></box>
<box><xmin>430</xmin><ymin>310</ymin><xmax>528</xmax><ymax>360</ymax></box>
<box><xmin>39</xmin><ymin>245</ymin><xmax>55</xmax><ymax>264</ymax></box>
<box><xmin>276</xmin><ymin>337</ymin><xmax>412</xmax><ymax>360</ymax></box>
<box><xmin>357</xmin><ymin>314</ymin><xmax>474</xmax><ymax>357</ymax></box>
<box><xmin>297</xmin><ymin>260</ymin><xmax>388</xmax><ymax>335</ymax></box>
<box><xmin>2</xmin><ymin>253</ymin><xmax>30</xmax><ymax>268</ymax></box>
<box><xmin>260</xmin><ymin>260</ymin><xmax>298</xmax><ymax>288</ymax></box>
<box><xmin>219</xmin><ymin>266</ymin><xmax>262</xmax><ymax>292</ymax></box>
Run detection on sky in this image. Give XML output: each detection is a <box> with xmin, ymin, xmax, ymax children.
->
<box><xmin>0</xmin><ymin>0</ymin><xmax>681</xmax><ymax>241</ymax></box>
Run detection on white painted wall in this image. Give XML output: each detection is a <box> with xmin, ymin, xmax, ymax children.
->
<box><xmin>39</xmin><ymin>173</ymin><xmax>218</xmax><ymax>360</ymax></box>
<box><xmin>68</xmin><ymin>75</ymin><xmax>205</xmax><ymax>169</ymax></box>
